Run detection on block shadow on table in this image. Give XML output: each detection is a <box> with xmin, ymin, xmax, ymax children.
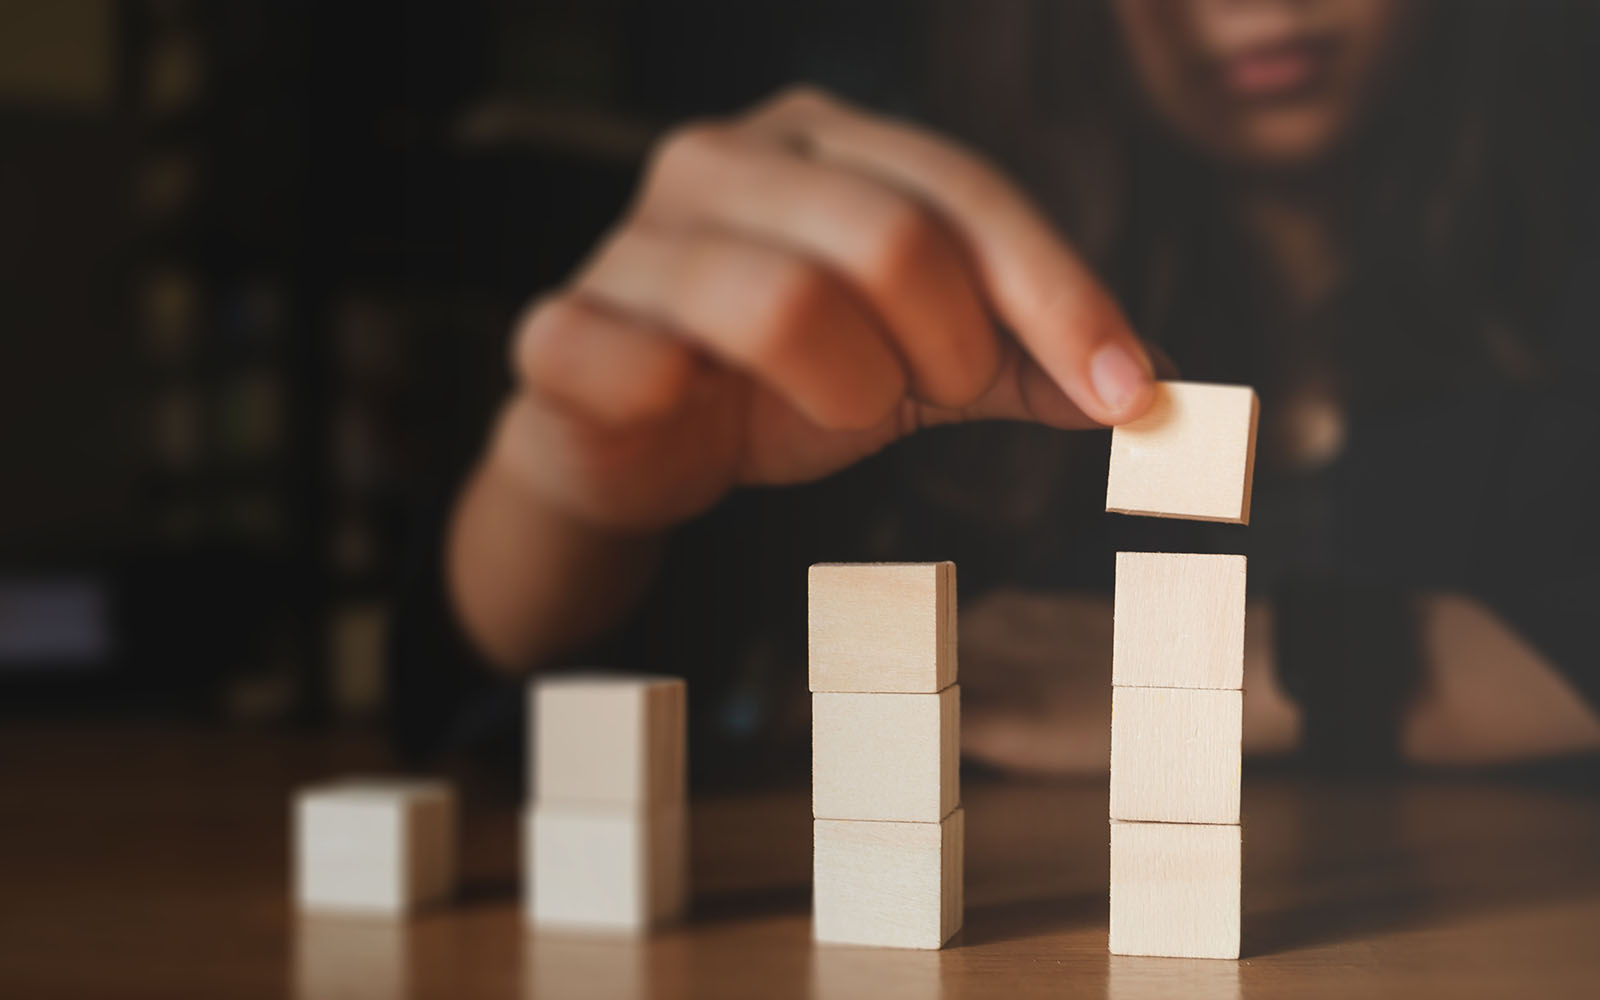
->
<box><xmin>691</xmin><ymin>883</ymin><xmax>813</xmax><ymax>926</ymax></box>
<box><xmin>958</xmin><ymin>890</ymin><xmax>1104</xmax><ymax>947</ymax></box>
<box><xmin>1242</xmin><ymin>774</ymin><xmax>1600</xmax><ymax>956</ymax></box>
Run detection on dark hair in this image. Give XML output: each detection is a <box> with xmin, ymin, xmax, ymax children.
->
<box><xmin>926</xmin><ymin>0</ymin><xmax>1599</xmax><ymax>406</ymax></box>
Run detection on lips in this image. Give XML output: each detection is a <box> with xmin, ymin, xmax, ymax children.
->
<box><xmin>1214</xmin><ymin>38</ymin><xmax>1335</xmax><ymax>101</ymax></box>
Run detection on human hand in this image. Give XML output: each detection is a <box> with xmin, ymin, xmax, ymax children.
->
<box><xmin>493</xmin><ymin>86</ymin><xmax>1159</xmax><ymax>531</ymax></box>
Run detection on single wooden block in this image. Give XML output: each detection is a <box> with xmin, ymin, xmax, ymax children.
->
<box><xmin>1113</xmin><ymin>552</ymin><xmax>1247</xmax><ymax>690</ymax></box>
<box><xmin>814</xmin><ymin>808</ymin><xmax>964</xmax><ymax>949</ymax></box>
<box><xmin>294</xmin><ymin>778</ymin><xmax>456</xmax><ymax>916</ymax></box>
<box><xmin>1105</xmin><ymin>381</ymin><xmax>1259</xmax><ymax>524</ymax></box>
<box><xmin>1110</xmin><ymin>820</ymin><xmax>1240</xmax><ymax>959</ymax></box>
<box><xmin>1110</xmin><ymin>686</ymin><xmax>1242</xmax><ymax>824</ymax></box>
<box><xmin>530</xmin><ymin>674</ymin><xmax>686</xmax><ymax>806</ymax></box>
<box><xmin>524</xmin><ymin>801</ymin><xmax>687</xmax><ymax>932</ymax></box>
<box><xmin>812</xmin><ymin>687</ymin><xmax>960</xmax><ymax>823</ymax></box>
<box><xmin>808</xmin><ymin>562</ymin><xmax>956</xmax><ymax>693</ymax></box>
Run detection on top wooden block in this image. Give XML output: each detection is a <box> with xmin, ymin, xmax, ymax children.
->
<box><xmin>808</xmin><ymin>562</ymin><xmax>957</xmax><ymax>693</ymax></box>
<box><xmin>1105</xmin><ymin>381</ymin><xmax>1259</xmax><ymax>524</ymax></box>
<box><xmin>530</xmin><ymin>675</ymin><xmax>686</xmax><ymax>806</ymax></box>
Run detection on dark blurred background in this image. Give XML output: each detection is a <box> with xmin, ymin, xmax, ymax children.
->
<box><xmin>0</xmin><ymin>0</ymin><xmax>932</xmax><ymax>727</ymax></box>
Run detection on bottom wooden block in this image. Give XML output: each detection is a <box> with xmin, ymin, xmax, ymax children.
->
<box><xmin>1109</xmin><ymin>820</ymin><xmax>1240</xmax><ymax>960</ymax></box>
<box><xmin>524</xmin><ymin>801</ymin><xmax>687</xmax><ymax>932</ymax></box>
<box><xmin>294</xmin><ymin>778</ymin><xmax>456</xmax><ymax>916</ymax></box>
<box><xmin>813</xmin><ymin>808</ymin><xmax>964</xmax><ymax>950</ymax></box>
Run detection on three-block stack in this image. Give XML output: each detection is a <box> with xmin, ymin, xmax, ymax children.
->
<box><xmin>1104</xmin><ymin>381</ymin><xmax>1258</xmax><ymax>960</ymax></box>
<box><xmin>525</xmin><ymin>674</ymin><xmax>688</xmax><ymax>932</ymax></box>
<box><xmin>808</xmin><ymin>562</ymin><xmax>964</xmax><ymax>950</ymax></box>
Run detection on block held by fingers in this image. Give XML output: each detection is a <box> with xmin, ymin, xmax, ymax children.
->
<box><xmin>1105</xmin><ymin>381</ymin><xmax>1259</xmax><ymax>524</ymax></box>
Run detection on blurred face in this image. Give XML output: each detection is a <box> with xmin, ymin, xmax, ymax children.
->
<box><xmin>1113</xmin><ymin>0</ymin><xmax>1421</xmax><ymax>167</ymax></box>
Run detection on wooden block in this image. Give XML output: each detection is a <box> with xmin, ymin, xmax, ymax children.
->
<box><xmin>531</xmin><ymin>674</ymin><xmax>686</xmax><ymax>806</ymax></box>
<box><xmin>294</xmin><ymin>779</ymin><xmax>456</xmax><ymax>916</ymax></box>
<box><xmin>1113</xmin><ymin>552</ymin><xmax>1247</xmax><ymax>690</ymax></box>
<box><xmin>1110</xmin><ymin>820</ymin><xmax>1240</xmax><ymax>959</ymax></box>
<box><xmin>1110</xmin><ymin>687</ymin><xmax>1241</xmax><ymax>824</ymax></box>
<box><xmin>814</xmin><ymin>808</ymin><xmax>964</xmax><ymax>949</ymax></box>
<box><xmin>812</xmin><ymin>687</ymin><xmax>960</xmax><ymax>823</ymax></box>
<box><xmin>808</xmin><ymin>562</ymin><xmax>956</xmax><ymax>693</ymax></box>
<box><xmin>1105</xmin><ymin>381</ymin><xmax>1258</xmax><ymax>524</ymax></box>
<box><xmin>524</xmin><ymin>801</ymin><xmax>687</xmax><ymax>932</ymax></box>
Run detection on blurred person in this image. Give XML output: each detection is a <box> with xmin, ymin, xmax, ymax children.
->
<box><xmin>397</xmin><ymin>0</ymin><xmax>1600</xmax><ymax>778</ymax></box>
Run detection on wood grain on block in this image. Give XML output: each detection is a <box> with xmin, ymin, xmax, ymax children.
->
<box><xmin>808</xmin><ymin>562</ymin><xmax>956</xmax><ymax>693</ymax></box>
<box><xmin>1110</xmin><ymin>820</ymin><xmax>1240</xmax><ymax>960</ymax></box>
<box><xmin>1105</xmin><ymin>381</ymin><xmax>1259</xmax><ymax>524</ymax></box>
<box><xmin>1113</xmin><ymin>552</ymin><xmax>1247</xmax><ymax>690</ymax></box>
<box><xmin>294</xmin><ymin>779</ymin><xmax>456</xmax><ymax>916</ymax></box>
<box><xmin>525</xmin><ymin>801</ymin><xmax>687</xmax><ymax>932</ymax></box>
<box><xmin>1110</xmin><ymin>687</ymin><xmax>1242</xmax><ymax>825</ymax></box>
<box><xmin>531</xmin><ymin>674</ymin><xmax>686</xmax><ymax>806</ymax></box>
<box><xmin>812</xmin><ymin>686</ymin><xmax>960</xmax><ymax>823</ymax></box>
<box><xmin>814</xmin><ymin>808</ymin><xmax>964</xmax><ymax>949</ymax></box>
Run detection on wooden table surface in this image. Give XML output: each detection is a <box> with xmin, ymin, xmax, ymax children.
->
<box><xmin>2</xmin><ymin>723</ymin><xmax>1599</xmax><ymax>999</ymax></box>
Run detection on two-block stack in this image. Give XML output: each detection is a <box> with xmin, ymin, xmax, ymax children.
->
<box><xmin>525</xmin><ymin>674</ymin><xmax>688</xmax><ymax>932</ymax></box>
<box><xmin>809</xmin><ymin>562</ymin><xmax>964</xmax><ymax>950</ymax></box>
<box><xmin>1104</xmin><ymin>381</ymin><xmax>1258</xmax><ymax>961</ymax></box>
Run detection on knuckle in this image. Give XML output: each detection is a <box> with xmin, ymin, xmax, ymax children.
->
<box><xmin>644</xmin><ymin>119</ymin><xmax>728</xmax><ymax>191</ymax></box>
<box><xmin>616</xmin><ymin>346</ymin><xmax>697</xmax><ymax>423</ymax></box>
<box><xmin>769</xmin><ymin>83</ymin><xmax>836</xmax><ymax>117</ymax></box>
<box><xmin>946</xmin><ymin>163</ymin><xmax>1010</xmax><ymax>218</ymax></box>
<box><xmin>838</xmin><ymin>381</ymin><xmax>907</xmax><ymax>433</ymax></box>
<box><xmin>748</xmin><ymin>257</ymin><xmax>830</xmax><ymax>361</ymax></box>
<box><xmin>511</xmin><ymin>295</ymin><xmax>581</xmax><ymax>382</ymax></box>
<box><xmin>863</xmin><ymin>198</ymin><xmax>946</xmax><ymax>289</ymax></box>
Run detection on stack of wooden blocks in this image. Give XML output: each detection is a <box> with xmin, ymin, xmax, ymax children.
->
<box><xmin>524</xmin><ymin>674</ymin><xmax>688</xmax><ymax>932</ymax></box>
<box><xmin>1104</xmin><ymin>380</ymin><xmax>1258</xmax><ymax>960</ymax></box>
<box><xmin>808</xmin><ymin>562</ymin><xmax>964</xmax><ymax>950</ymax></box>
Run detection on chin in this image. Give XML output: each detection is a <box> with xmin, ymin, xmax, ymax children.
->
<box><xmin>1225</xmin><ymin>108</ymin><xmax>1348</xmax><ymax>170</ymax></box>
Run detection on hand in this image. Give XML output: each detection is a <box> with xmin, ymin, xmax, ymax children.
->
<box><xmin>492</xmin><ymin>85</ymin><xmax>1159</xmax><ymax>532</ymax></box>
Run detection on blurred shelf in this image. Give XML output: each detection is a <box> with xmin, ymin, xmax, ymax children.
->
<box><xmin>455</xmin><ymin>96</ymin><xmax>656</xmax><ymax>163</ymax></box>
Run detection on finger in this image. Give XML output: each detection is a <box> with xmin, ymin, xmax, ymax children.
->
<box><xmin>637</xmin><ymin>122</ymin><xmax>999</xmax><ymax>407</ymax></box>
<box><xmin>890</xmin><ymin>332</ymin><xmax>1175</xmax><ymax>435</ymax></box>
<box><xmin>905</xmin><ymin>341</ymin><xmax>1101</xmax><ymax>432</ymax></box>
<box><xmin>492</xmin><ymin>390</ymin><xmax>727</xmax><ymax>532</ymax></box>
<box><xmin>573</xmin><ymin>222</ymin><xmax>908</xmax><ymax>431</ymax></box>
<box><xmin>512</xmin><ymin>294</ymin><xmax>702</xmax><ymax>426</ymax></box>
<box><xmin>747</xmin><ymin>87</ymin><xmax>1156</xmax><ymax>425</ymax></box>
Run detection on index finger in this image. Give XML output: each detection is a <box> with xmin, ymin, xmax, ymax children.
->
<box><xmin>746</xmin><ymin>87</ymin><xmax>1156</xmax><ymax>425</ymax></box>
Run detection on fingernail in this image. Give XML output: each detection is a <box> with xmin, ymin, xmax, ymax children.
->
<box><xmin>1089</xmin><ymin>343</ymin><xmax>1152</xmax><ymax>416</ymax></box>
